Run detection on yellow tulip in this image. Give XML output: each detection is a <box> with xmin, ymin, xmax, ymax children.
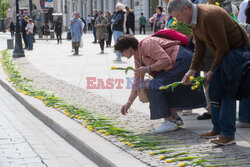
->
<box><xmin>191</xmin><ymin>86</ymin><xmax>196</xmax><ymax>90</ymax></box>
<box><xmin>149</xmin><ymin>152</ymin><xmax>154</xmax><ymax>155</ymax></box>
<box><xmin>195</xmin><ymin>81</ymin><xmax>200</xmax><ymax>85</ymax></box>
<box><xmin>104</xmin><ymin>132</ymin><xmax>109</xmax><ymax>136</ymax></box>
<box><xmin>174</xmin><ymin>17</ymin><xmax>177</xmax><ymax>21</ymax></box>
<box><xmin>137</xmin><ymin>147</ymin><xmax>141</xmax><ymax>151</ymax></box>
<box><xmin>189</xmin><ymin>76</ymin><xmax>194</xmax><ymax>82</ymax></box>
<box><xmin>159</xmin><ymin>86</ymin><xmax>166</xmax><ymax>90</ymax></box>
<box><xmin>179</xmin><ymin>163</ymin><xmax>185</xmax><ymax>167</ymax></box>
<box><xmin>159</xmin><ymin>156</ymin><xmax>165</xmax><ymax>160</ymax></box>
<box><xmin>166</xmin><ymin>159</ymin><xmax>173</xmax><ymax>163</ymax></box>
<box><xmin>98</xmin><ymin>130</ymin><xmax>105</xmax><ymax>133</ymax></box>
<box><xmin>82</xmin><ymin>123</ymin><xmax>87</xmax><ymax>127</ymax></box>
<box><xmin>215</xmin><ymin>2</ymin><xmax>220</xmax><ymax>6</ymax></box>
<box><xmin>53</xmin><ymin>105</ymin><xmax>58</xmax><ymax>108</ymax></box>
<box><xmin>111</xmin><ymin>66</ymin><xmax>117</xmax><ymax>70</ymax></box>
<box><xmin>85</xmin><ymin>120</ymin><xmax>89</xmax><ymax>122</ymax></box>
<box><xmin>119</xmin><ymin>138</ymin><xmax>125</xmax><ymax>142</ymax></box>
<box><xmin>87</xmin><ymin>126</ymin><xmax>92</xmax><ymax>129</ymax></box>
<box><xmin>130</xmin><ymin>144</ymin><xmax>135</xmax><ymax>147</ymax></box>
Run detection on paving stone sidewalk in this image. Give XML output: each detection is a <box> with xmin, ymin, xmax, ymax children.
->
<box><xmin>0</xmin><ymin>84</ymin><xmax>98</xmax><ymax>167</ymax></box>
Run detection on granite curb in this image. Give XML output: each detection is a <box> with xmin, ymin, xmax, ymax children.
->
<box><xmin>0</xmin><ymin>66</ymin><xmax>148</xmax><ymax>167</ymax></box>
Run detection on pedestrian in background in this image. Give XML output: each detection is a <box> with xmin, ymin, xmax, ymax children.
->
<box><xmin>9</xmin><ymin>22</ymin><xmax>15</xmax><ymax>39</ymax></box>
<box><xmin>21</xmin><ymin>15</ymin><xmax>28</xmax><ymax>49</ymax></box>
<box><xmin>69</xmin><ymin>12</ymin><xmax>84</xmax><ymax>55</ymax></box>
<box><xmin>238</xmin><ymin>0</ymin><xmax>249</xmax><ymax>23</ymax></box>
<box><xmin>139</xmin><ymin>13</ymin><xmax>146</xmax><ymax>34</ymax></box>
<box><xmin>112</xmin><ymin>2</ymin><xmax>127</xmax><ymax>61</ymax></box>
<box><xmin>125</xmin><ymin>6</ymin><xmax>135</xmax><ymax>35</ymax></box>
<box><xmin>92</xmin><ymin>9</ymin><xmax>98</xmax><ymax>43</ymax></box>
<box><xmin>95</xmin><ymin>11</ymin><xmax>108</xmax><ymax>54</ymax></box>
<box><xmin>54</xmin><ymin>18</ymin><xmax>62</xmax><ymax>44</ymax></box>
<box><xmin>149</xmin><ymin>6</ymin><xmax>167</xmax><ymax>33</ymax></box>
<box><xmin>105</xmin><ymin>11</ymin><xmax>113</xmax><ymax>47</ymax></box>
<box><xmin>87</xmin><ymin>15</ymin><xmax>92</xmax><ymax>30</ymax></box>
<box><xmin>25</xmin><ymin>19</ymin><xmax>34</xmax><ymax>50</ymax></box>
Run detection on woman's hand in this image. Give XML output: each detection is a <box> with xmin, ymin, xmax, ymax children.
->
<box><xmin>134</xmin><ymin>66</ymin><xmax>148</xmax><ymax>75</ymax></box>
<box><xmin>205</xmin><ymin>71</ymin><xmax>213</xmax><ymax>84</ymax></box>
<box><xmin>181</xmin><ymin>69</ymin><xmax>196</xmax><ymax>85</ymax></box>
<box><xmin>121</xmin><ymin>102</ymin><xmax>132</xmax><ymax>115</ymax></box>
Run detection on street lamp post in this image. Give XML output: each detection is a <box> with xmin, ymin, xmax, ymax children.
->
<box><xmin>29</xmin><ymin>0</ymin><xmax>32</xmax><ymax>17</ymax></box>
<box><xmin>13</xmin><ymin>0</ymin><xmax>25</xmax><ymax>58</ymax></box>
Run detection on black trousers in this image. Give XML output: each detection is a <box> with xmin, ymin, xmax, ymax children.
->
<box><xmin>106</xmin><ymin>25</ymin><xmax>112</xmax><ymax>47</ymax></box>
<box><xmin>126</xmin><ymin>26</ymin><xmax>135</xmax><ymax>35</ymax></box>
<box><xmin>56</xmin><ymin>31</ymin><xmax>62</xmax><ymax>43</ymax></box>
<box><xmin>22</xmin><ymin>32</ymin><xmax>28</xmax><ymax>48</ymax></box>
<box><xmin>99</xmin><ymin>39</ymin><xmax>105</xmax><ymax>51</ymax></box>
<box><xmin>140</xmin><ymin>25</ymin><xmax>145</xmax><ymax>34</ymax></box>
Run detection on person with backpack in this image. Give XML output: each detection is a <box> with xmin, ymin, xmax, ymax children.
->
<box><xmin>54</xmin><ymin>18</ymin><xmax>63</xmax><ymax>44</ymax></box>
<box><xmin>114</xmin><ymin>34</ymin><xmax>206</xmax><ymax>133</ymax></box>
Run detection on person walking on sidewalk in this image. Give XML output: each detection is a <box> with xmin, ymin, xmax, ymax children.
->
<box><xmin>112</xmin><ymin>2</ymin><xmax>127</xmax><ymax>61</ymax></box>
<box><xmin>69</xmin><ymin>12</ymin><xmax>84</xmax><ymax>55</ymax></box>
<box><xmin>92</xmin><ymin>10</ymin><xmax>98</xmax><ymax>43</ymax></box>
<box><xmin>25</xmin><ymin>19</ymin><xmax>34</xmax><ymax>50</ymax></box>
<box><xmin>105</xmin><ymin>11</ymin><xmax>113</xmax><ymax>47</ymax></box>
<box><xmin>139</xmin><ymin>13</ymin><xmax>146</xmax><ymax>35</ymax></box>
<box><xmin>149</xmin><ymin>6</ymin><xmax>167</xmax><ymax>33</ymax></box>
<box><xmin>54</xmin><ymin>18</ymin><xmax>63</xmax><ymax>44</ymax></box>
<box><xmin>95</xmin><ymin>11</ymin><xmax>109</xmax><ymax>54</ymax></box>
<box><xmin>21</xmin><ymin>16</ymin><xmax>28</xmax><ymax>49</ymax></box>
<box><xmin>125</xmin><ymin>6</ymin><xmax>135</xmax><ymax>35</ymax></box>
<box><xmin>168</xmin><ymin>0</ymin><xmax>250</xmax><ymax>146</ymax></box>
<box><xmin>9</xmin><ymin>22</ymin><xmax>15</xmax><ymax>39</ymax></box>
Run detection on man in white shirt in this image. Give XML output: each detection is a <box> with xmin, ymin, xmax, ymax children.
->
<box><xmin>238</xmin><ymin>0</ymin><xmax>248</xmax><ymax>23</ymax></box>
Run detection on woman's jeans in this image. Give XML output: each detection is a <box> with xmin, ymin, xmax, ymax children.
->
<box><xmin>113</xmin><ymin>31</ymin><xmax>123</xmax><ymax>58</ymax></box>
<box><xmin>27</xmin><ymin>33</ymin><xmax>34</xmax><ymax>50</ymax></box>
<box><xmin>211</xmin><ymin>94</ymin><xmax>236</xmax><ymax>139</ymax></box>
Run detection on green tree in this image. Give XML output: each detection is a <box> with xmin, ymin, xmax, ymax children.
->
<box><xmin>0</xmin><ymin>0</ymin><xmax>10</xmax><ymax>20</ymax></box>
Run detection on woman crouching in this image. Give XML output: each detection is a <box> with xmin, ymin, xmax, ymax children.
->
<box><xmin>114</xmin><ymin>35</ymin><xmax>206</xmax><ymax>133</ymax></box>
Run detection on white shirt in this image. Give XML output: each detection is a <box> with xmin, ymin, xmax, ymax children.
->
<box><xmin>238</xmin><ymin>0</ymin><xmax>248</xmax><ymax>23</ymax></box>
<box><xmin>232</xmin><ymin>4</ymin><xmax>238</xmax><ymax>17</ymax></box>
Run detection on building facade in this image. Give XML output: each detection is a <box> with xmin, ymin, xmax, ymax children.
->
<box><xmin>57</xmin><ymin>0</ymin><xmax>166</xmax><ymax>28</ymax></box>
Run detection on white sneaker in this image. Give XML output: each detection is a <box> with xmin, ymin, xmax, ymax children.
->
<box><xmin>115</xmin><ymin>57</ymin><xmax>121</xmax><ymax>61</ymax></box>
<box><xmin>175</xmin><ymin>117</ymin><xmax>184</xmax><ymax>126</ymax></box>
<box><xmin>236</xmin><ymin>121</ymin><xmax>250</xmax><ymax>128</ymax></box>
<box><xmin>154</xmin><ymin>121</ymin><xmax>178</xmax><ymax>133</ymax></box>
<box><xmin>182</xmin><ymin>110</ymin><xmax>192</xmax><ymax>116</ymax></box>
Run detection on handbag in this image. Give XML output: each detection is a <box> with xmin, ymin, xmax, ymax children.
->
<box><xmin>136</xmin><ymin>56</ymin><xmax>150</xmax><ymax>103</ymax></box>
<box><xmin>67</xmin><ymin>32</ymin><xmax>72</xmax><ymax>40</ymax></box>
<box><xmin>137</xmin><ymin>79</ymin><xmax>150</xmax><ymax>103</ymax></box>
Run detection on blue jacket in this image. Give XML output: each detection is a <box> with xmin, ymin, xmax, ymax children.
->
<box><xmin>209</xmin><ymin>46</ymin><xmax>250</xmax><ymax>105</ymax></box>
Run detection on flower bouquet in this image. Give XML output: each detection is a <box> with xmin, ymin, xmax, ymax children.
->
<box><xmin>159</xmin><ymin>76</ymin><xmax>206</xmax><ymax>91</ymax></box>
<box><xmin>170</xmin><ymin>18</ymin><xmax>193</xmax><ymax>37</ymax></box>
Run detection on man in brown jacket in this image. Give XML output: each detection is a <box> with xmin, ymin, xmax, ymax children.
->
<box><xmin>168</xmin><ymin>0</ymin><xmax>249</xmax><ymax>146</ymax></box>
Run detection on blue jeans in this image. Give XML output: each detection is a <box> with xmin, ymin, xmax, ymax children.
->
<box><xmin>27</xmin><ymin>33</ymin><xmax>33</xmax><ymax>50</ymax></box>
<box><xmin>113</xmin><ymin>31</ymin><xmax>123</xmax><ymax>58</ymax></box>
<box><xmin>239</xmin><ymin>97</ymin><xmax>250</xmax><ymax>123</ymax></box>
<box><xmin>211</xmin><ymin>94</ymin><xmax>236</xmax><ymax>139</ymax></box>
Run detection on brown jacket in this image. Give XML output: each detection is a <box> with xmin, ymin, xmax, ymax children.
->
<box><xmin>191</xmin><ymin>4</ymin><xmax>249</xmax><ymax>72</ymax></box>
<box><xmin>95</xmin><ymin>16</ymin><xmax>108</xmax><ymax>41</ymax></box>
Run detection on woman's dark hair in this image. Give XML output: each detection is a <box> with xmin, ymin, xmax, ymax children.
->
<box><xmin>114</xmin><ymin>35</ymin><xmax>139</xmax><ymax>53</ymax></box>
<box><xmin>156</xmin><ymin>6</ymin><xmax>163</xmax><ymax>12</ymax></box>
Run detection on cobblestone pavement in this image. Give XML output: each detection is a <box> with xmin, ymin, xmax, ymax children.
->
<box><xmin>0</xmin><ymin>85</ymin><xmax>97</xmax><ymax>167</ymax></box>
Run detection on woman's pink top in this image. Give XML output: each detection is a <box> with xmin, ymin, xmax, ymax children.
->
<box><xmin>134</xmin><ymin>37</ymin><xmax>181</xmax><ymax>79</ymax></box>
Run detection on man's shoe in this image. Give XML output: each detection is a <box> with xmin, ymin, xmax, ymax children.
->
<box><xmin>200</xmin><ymin>131</ymin><xmax>220</xmax><ymax>139</ymax></box>
<box><xmin>154</xmin><ymin>121</ymin><xmax>178</xmax><ymax>133</ymax></box>
<box><xmin>197</xmin><ymin>112</ymin><xmax>211</xmax><ymax>120</ymax></box>
<box><xmin>210</xmin><ymin>135</ymin><xmax>236</xmax><ymax>146</ymax></box>
<box><xmin>182</xmin><ymin>110</ymin><xmax>192</xmax><ymax>116</ymax></box>
<box><xmin>236</xmin><ymin>121</ymin><xmax>250</xmax><ymax>128</ymax></box>
<box><xmin>175</xmin><ymin>117</ymin><xmax>184</xmax><ymax>126</ymax></box>
<box><xmin>92</xmin><ymin>41</ymin><xmax>97</xmax><ymax>43</ymax></box>
<box><xmin>100</xmin><ymin>50</ymin><xmax>104</xmax><ymax>54</ymax></box>
<box><xmin>73</xmin><ymin>53</ymin><xmax>79</xmax><ymax>55</ymax></box>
